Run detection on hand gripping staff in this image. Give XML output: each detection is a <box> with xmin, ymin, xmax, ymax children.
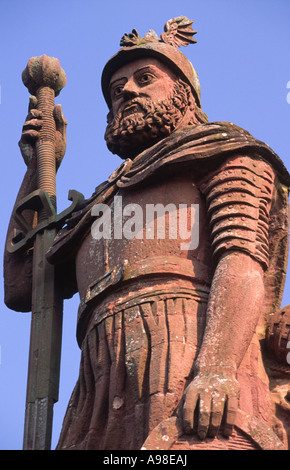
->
<box><xmin>21</xmin><ymin>55</ymin><xmax>66</xmax><ymax>450</ymax></box>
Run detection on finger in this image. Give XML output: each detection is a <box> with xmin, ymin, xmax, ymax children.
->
<box><xmin>208</xmin><ymin>394</ymin><xmax>225</xmax><ymax>438</ymax></box>
<box><xmin>197</xmin><ymin>395</ymin><xmax>211</xmax><ymax>440</ymax></box>
<box><xmin>27</xmin><ymin>108</ymin><xmax>42</xmax><ymax>120</ymax></box>
<box><xmin>24</xmin><ymin>108</ymin><xmax>42</xmax><ymax>129</ymax></box>
<box><xmin>182</xmin><ymin>389</ymin><xmax>199</xmax><ymax>434</ymax></box>
<box><xmin>28</xmin><ymin>95</ymin><xmax>38</xmax><ymax>112</ymax></box>
<box><xmin>54</xmin><ymin>104</ymin><xmax>67</xmax><ymax>135</ymax></box>
<box><xmin>21</xmin><ymin>129</ymin><xmax>40</xmax><ymax>143</ymax></box>
<box><xmin>23</xmin><ymin>118</ymin><xmax>42</xmax><ymax>131</ymax></box>
<box><xmin>223</xmin><ymin>396</ymin><xmax>238</xmax><ymax>437</ymax></box>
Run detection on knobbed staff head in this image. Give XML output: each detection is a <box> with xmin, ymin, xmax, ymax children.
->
<box><xmin>22</xmin><ymin>54</ymin><xmax>67</xmax><ymax>96</ymax></box>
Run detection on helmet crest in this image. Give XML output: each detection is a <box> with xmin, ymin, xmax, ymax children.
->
<box><xmin>120</xmin><ymin>16</ymin><xmax>197</xmax><ymax>49</ymax></box>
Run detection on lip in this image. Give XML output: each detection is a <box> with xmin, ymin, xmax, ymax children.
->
<box><xmin>122</xmin><ymin>103</ymin><xmax>141</xmax><ymax>117</ymax></box>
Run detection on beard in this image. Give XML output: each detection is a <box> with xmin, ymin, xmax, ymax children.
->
<box><xmin>105</xmin><ymin>79</ymin><xmax>199</xmax><ymax>158</ymax></box>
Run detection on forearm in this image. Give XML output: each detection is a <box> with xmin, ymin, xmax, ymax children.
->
<box><xmin>195</xmin><ymin>250</ymin><xmax>265</xmax><ymax>375</ymax></box>
<box><xmin>4</xmin><ymin>167</ymin><xmax>37</xmax><ymax>311</ymax></box>
<box><xmin>5</xmin><ymin>95</ymin><xmax>67</xmax><ymax>312</ymax></box>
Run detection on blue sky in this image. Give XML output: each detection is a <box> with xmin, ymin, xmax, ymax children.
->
<box><xmin>0</xmin><ymin>0</ymin><xmax>290</xmax><ymax>450</ymax></box>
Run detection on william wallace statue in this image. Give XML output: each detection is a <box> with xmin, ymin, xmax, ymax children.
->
<box><xmin>4</xmin><ymin>17</ymin><xmax>290</xmax><ymax>450</ymax></box>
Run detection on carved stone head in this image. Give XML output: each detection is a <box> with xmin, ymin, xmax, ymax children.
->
<box><xmin>102</xmin><ymin>16</ymin><xmax>208</xmax><ymax>158</ymax></box>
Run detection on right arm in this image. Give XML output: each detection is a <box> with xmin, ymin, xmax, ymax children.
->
<box><xmin>4</xmin><ymin>167</ymin><xmax>37</xmax><ymax>311</ymax></box>
<box><xmin>4</xmin><ymin>97</ymin><xmax>67</xmax><ymax>311</ymax></box>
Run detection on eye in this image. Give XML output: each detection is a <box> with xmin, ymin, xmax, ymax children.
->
<box><xmin>137</xmin><ymin>72</ymin><xmax>155</xmax><ymax>86</ymax></box>
<box><xmin>113</xmin><ymin>85</ymin><xmax>124</xmax><ymax>98</ymax></box>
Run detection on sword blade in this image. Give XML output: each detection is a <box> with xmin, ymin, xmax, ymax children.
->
<box><xmin>23</xmin><ymin>227</ymin><xmax>63</xmax><ymax>450</ymax></box>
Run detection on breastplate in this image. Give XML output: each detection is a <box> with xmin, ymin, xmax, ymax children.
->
<box><xmin>76</xmin><ymin>175</ymin><xmax>214</xmax><ymax>306</ymax></box>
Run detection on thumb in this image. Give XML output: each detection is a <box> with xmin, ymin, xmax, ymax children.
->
<box><xmin>54</xmin><ymin>104</ymin><xmax>67</xmax><ymax>136</ymax></box>
<box><xmin>28</xmin><ymin>95</ymin><xmax>38</xmax><ymax>112</ymax></box>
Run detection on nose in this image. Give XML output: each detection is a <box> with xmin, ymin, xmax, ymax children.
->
<box><xmin>122</xmin><ymin>76</ymin><xmax>139</xmax><ymax>99</ymax></box>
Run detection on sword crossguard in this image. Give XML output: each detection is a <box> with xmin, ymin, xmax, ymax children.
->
<box><xmin>6</xmin><ymin>189</ymin><xmax>84</xmax><ymax>254</ymax></box>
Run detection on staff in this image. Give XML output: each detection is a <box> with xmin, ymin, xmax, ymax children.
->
<box><xmin>21</xmin><ymin>55</ymin><xmax>66</xmax><ymax>450</ymax></box>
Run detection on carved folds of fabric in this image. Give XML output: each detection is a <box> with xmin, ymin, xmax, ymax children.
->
<box><xmin>199</xmin><ymin>155</ymin><xmax>275</xmax><ymax>269</ymax></box>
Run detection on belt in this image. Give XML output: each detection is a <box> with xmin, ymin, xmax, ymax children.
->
<box><xmin>77</xmin><ymin>256</ymin><xmax>212</xmax><ymax>347</ymax></box>
<box><xmin>85</xmin><ymin>256</ymin><xmax>212</xmax><ymax>305</ymax></box>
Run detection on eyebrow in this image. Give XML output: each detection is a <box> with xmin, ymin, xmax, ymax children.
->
<box><xmin>110</xmin><ymin>77</ymin><xmax>127</xmax><ymax>89</ymax></box>
<box><xmin>135</xmin><ymin>65</ymin><xmax>158</xmax><ymax>73</ymax></box>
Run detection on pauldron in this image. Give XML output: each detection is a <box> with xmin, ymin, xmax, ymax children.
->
<box><xmin>199</xmin><ymin>154</ymin><xmax>275</xmax><ymax>269</ymax></box>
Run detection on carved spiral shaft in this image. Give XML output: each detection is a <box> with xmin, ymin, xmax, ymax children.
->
<box><xmin>35</xmin><ymin>86</ymin><xmax>57</xmax><ymax>216</ymax></box>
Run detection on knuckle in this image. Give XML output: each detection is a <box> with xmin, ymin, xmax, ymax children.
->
<box><xmin>199</xmin><ymin>410</ymin><xmax>210</xmax><ymax>428</ymax></box>
<box><xmin>21</xmin><ymin>129</ymin><xmax>39</xmax><ymax>141</ymax></box>
<box><xmin>211</xmin><ymin>409</ymin><xmax>223</xmax><ymax>422</ymax></box>
<box><xmin>23</xmin><ymin>119</ymin><xmax>42</xmax><ymax>130</ymax></box>
<box><xmin>30</xmin><ymin>109</ymin><xmax>42</xmax><ymax>118</ymax></box>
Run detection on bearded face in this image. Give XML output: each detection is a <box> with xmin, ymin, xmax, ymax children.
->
<box><xmin>105</xmin><ymin>79</ymin><xmax>202</xmax><ymax>158</ymax></box>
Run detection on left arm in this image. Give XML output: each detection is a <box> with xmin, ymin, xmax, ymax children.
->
<box><xmin>182</xmin><ymin>250</ymin><xmax>264</xmax><ymax>439</ymax></box>
<box><xmin>181</xmin><ymin>153</ymin><xmax>275</xmax><ymax>439</ymax></box>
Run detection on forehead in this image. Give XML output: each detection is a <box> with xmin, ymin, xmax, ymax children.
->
<box><xmin>110</xmin><ymin>57</ymin><xmax>177</xmax><ymax>84</ymax></box>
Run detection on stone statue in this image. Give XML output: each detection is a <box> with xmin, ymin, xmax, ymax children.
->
<box><xmin>4</xmin><ymin>17</ymin><xmax>290</xmax><ymax>450</ymax></box>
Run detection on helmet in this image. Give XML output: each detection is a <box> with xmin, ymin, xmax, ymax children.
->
<box><xmin>101</xmin><ymin>16</ymin><xmax>201</xmax><ymax>109</ymax></box>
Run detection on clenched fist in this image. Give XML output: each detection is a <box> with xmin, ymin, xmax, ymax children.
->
<box><xmin>19</xmin><ymin>95</ymin><xmax>67</xmax><ymax>170</ymax></box>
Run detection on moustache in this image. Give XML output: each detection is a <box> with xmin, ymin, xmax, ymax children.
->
<box><xmin>119</xmin><ymin>98</ymin><xmax>155</xmax><ymax>118</ymax></box>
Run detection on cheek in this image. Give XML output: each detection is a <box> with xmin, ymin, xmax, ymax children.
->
<box><xmin>148</xmin><ymin>79</ymin><xmax>176</xmax><ymax>101</ymax></box>
<box><xmin>111</xmin><ymin>102</ymin><xmax>122</xmax><ymax>118</ymax></box>
<box><xmin>111</xmin><ymin>94</ymin><xmax>125</xmax><ymax>113</ymax></box>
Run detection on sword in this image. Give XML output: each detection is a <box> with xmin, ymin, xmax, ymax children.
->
<box><xmin>21</xmin><ymin>55</ymin><xmax>66</xmax><ymax>450</ymax></box>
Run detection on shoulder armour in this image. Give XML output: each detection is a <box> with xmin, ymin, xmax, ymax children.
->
<box><xmin>199</xmin><ymin>155</ymin><xmax>275</xmax><ymax>269</ymax></box>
